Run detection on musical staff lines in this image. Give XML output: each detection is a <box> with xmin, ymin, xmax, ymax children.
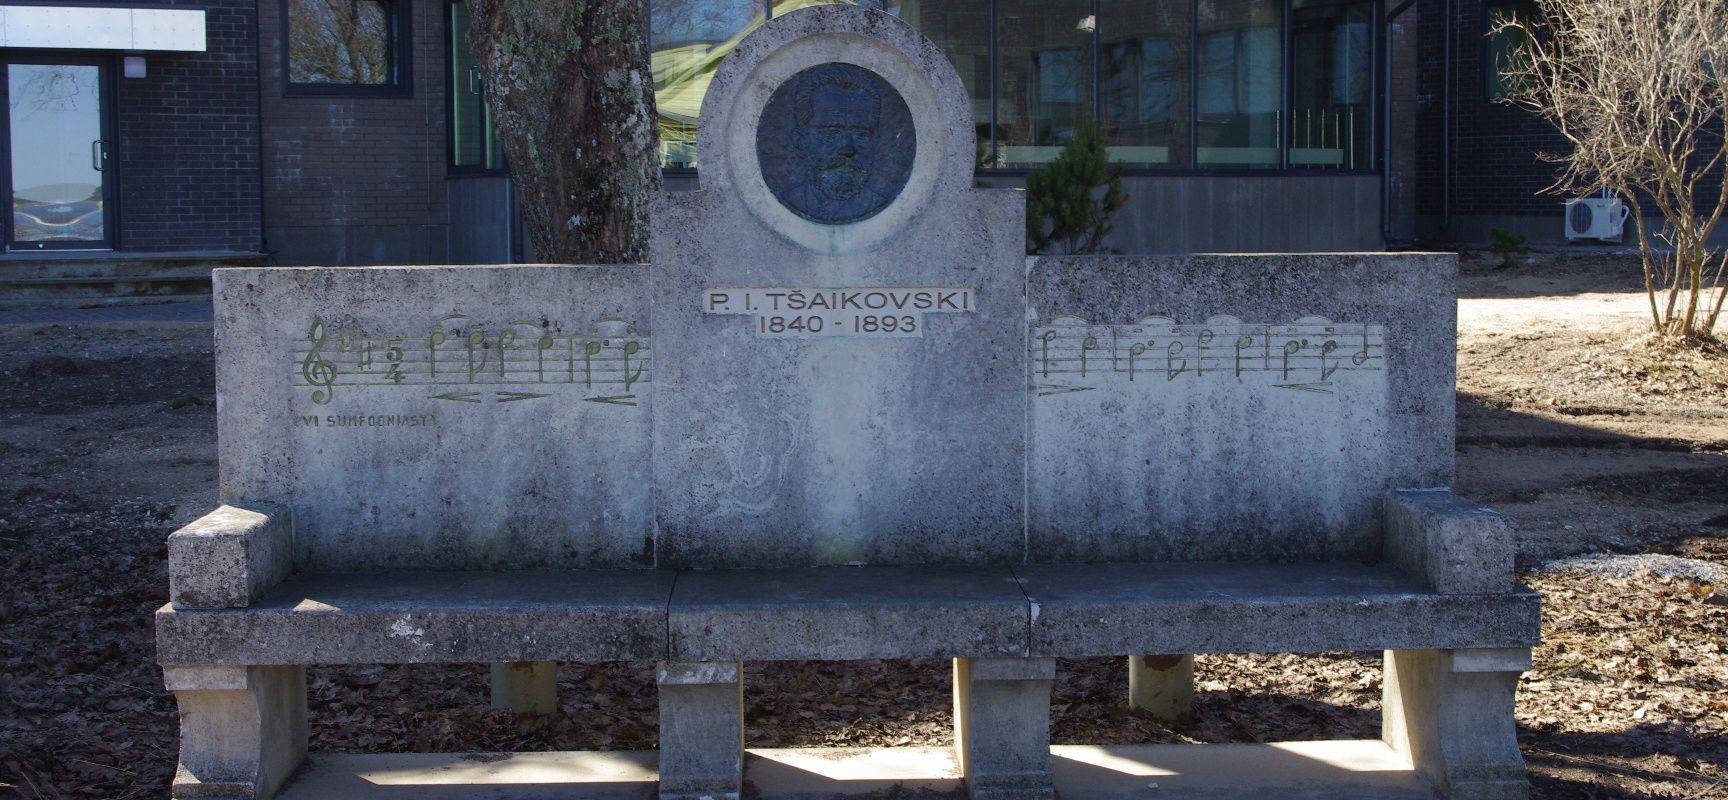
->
<box><xmin>1031</xmin><ymin>315</ymin><xmax>1386</xmax><ymax>396</ymax></box>
<box><xmin>291</xmin><ymin>313</ymin><xmax>651</xmax><ymax>406</ymax></box>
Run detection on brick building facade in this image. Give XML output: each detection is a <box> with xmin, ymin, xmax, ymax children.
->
<box><xmin>0</xmin><ymin>0</ymin><xmax>1622</xmax><ymax>284</ymax></box>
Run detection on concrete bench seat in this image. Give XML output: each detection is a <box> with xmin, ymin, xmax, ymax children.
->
<box><xmin>156</xmin><ymin>569</ymin><xmax>675</xmax><ymax>666</ymax></box>
<box><xmin>1019</xmin><ymin>561</ymin><xmax>1541</xmax><ymax>657</ymax></box>
<box><xmin>668</xmin><ymin>565</ymin><xmax>1029</xmax><ymax>661</ymax></box>
<box><xmin>158</xmin><ymin>557</ymin><xmax>1536</xmax><ymax>668</ymax></box>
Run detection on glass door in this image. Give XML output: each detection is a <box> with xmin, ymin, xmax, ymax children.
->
<box><xmin>3</xmin><ymin>57</ymin><xmax>113</xmax><ymax>250</ymax></box>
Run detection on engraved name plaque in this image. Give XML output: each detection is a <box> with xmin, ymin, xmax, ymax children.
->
<box><xmin>704</xmin><ymin>287</ymin><xmax>975</xmax><ymax>338</ymax></box>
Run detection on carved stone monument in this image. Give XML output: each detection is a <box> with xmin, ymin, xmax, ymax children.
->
<box><xmin>155</xmin><ymin>7</ymin><xmax>1539</xmax><ymax>800</ymax></box>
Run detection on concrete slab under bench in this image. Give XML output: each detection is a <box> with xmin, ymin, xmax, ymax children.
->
<box><xmin>272</xmin><ymin>742</ymin><xmax>1437</xmax><ymax>800</ymax></box>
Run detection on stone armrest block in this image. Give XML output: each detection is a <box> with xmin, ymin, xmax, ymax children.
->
<box><xmin>1384</xmin><ymin>489</ymin><xmax>1516</xmax><ymax>594</ymax></box>
<box><xmin>168</xmin><ymin>504</ymin><xmax>293</xmax><ymax>610</ymax></box>
<box><xmin>156</xmin><ymin>570</ymin><xmax>676</xmax><ymax>666</ymax></box>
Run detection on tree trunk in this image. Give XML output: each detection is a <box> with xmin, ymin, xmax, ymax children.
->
<box><xmin>466</xmin><ymin>0</ymin><xmax>659</xmax><ymax>264</ymax></box>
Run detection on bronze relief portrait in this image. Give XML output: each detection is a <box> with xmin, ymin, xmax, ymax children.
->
<box><xmin>756</xmin><ymin>63</ymin><xmax>915</xmax><ymax>225</ymax></box>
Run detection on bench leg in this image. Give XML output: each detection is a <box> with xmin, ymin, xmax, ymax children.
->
<box><xmin>1383</xmin><ymin>648</ymin><xmax>1532</xmax><ymax>800</ymax></box>
<box><xmin>490</xmin><ymin>661</ymin><xmax>559</xmax><ymax>714</ymax></box>
<box><xmin>164</xmin><ymin>665</ymin><xmax>307</xmax><ymax>800</ymax></box>
<box><xmin>657</xmin><ymin>661</ymin><xmax>743</xmax><ymax>800</ymax></box>
<box><xmin>1127</xmin><ymin>654</ymin><xmax>1194</xmax><ymax>724</ymax></box>
<box><xmin>953</xmin><ymin>657</ymin><xmax>1055</xmax><ymax>800</ymax></box>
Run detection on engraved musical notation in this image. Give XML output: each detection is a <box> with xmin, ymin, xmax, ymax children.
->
<box><xmin>290</xmin><ymin>312</ymin><xmax>651</xmax><ymax>407</ymax></box>
<box><xmin>1031</xmin><ymin>315</ymin><xmax>1386</xmax><ymax>397</ymax></box>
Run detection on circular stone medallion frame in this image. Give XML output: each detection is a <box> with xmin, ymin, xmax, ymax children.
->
<box><xmin>700</xmin><ymin>11</ymin><xmax>970</xmax><ymax>255</ymax></box>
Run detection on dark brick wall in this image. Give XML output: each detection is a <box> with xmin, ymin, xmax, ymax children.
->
<box><xmin>113</xmin><ymin>0</ymin><xmax>263</xmax><ymax>252</ymax></box>
<box><xmin>258</xmin><ymin>0</ymin><xmax>448</xmax><ymax>265</ymax></box>
<box><xmin>1415</xmin><ymin>0</ymin><xmax>1570</xmax><ymax>232</ymax></box>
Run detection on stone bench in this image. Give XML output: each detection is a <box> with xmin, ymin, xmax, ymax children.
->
<box><xmin>156</xmin><ymin>8</ymin><xmax>1538</xmax><ymax>800</ymax></box>
<box><xmin>157</xmin><ymin>491</ymin><xmax>1537</xmax><ymax>800</ymax></box>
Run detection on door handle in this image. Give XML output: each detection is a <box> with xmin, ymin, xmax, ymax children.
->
<box><xmin>91</xmin><ymin>139</ymin><xmax>104</xmax><ymax>172</ymax></box>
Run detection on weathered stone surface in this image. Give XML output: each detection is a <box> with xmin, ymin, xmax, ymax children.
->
<box><xmin>167</xmin><ymin>503</ymin><xmax>292</xmax><ymax>609</ymax></box>
<box><xmin>650</xmin><ymin>6</ymin><xmax>1026</xmax><ymax>568</ymax></box>
<box><xmin>657</xmin><ymin>661</ymin><xmax>744</xmax><ymax>800</ymax></box>
<box><xmin>1016</xmin><ymin>562</ymin><xmax>1540</xmax><ymax>657</ymax></box>
<box><xmin>1384</xmin><ymin>648</ymin><xmax>1533</xmax><ymax>799</ymax></box>
<box><xmin>668</xmin><ymin>566</ymin><xmax>1030</xmax><ymax>660</ymax></box>
<box><xmin>155</xmin><ymin>570</ymin><xmax>674</xmax><ymax>665</ymax></box>
<box><xmin>1027</xmin><ymin>253</ymin><xmax>1457</xmax><ymax>563</ymax></box>
<box><xmin>213</xmin><ymin>265</ymin><xmax>652</xmax><ymax>571</ymax></box>
<box><xmin>954</xmin><ymin>657</ymin><xmax>1056</xmax><ymax>800</ymax></box>
<box><xmin>164</xmin><ymin>664</ymin><xmax>306</xmax><ymax>800</ymax></box>
<box><xmin>1385</xmin><ymin>489</ymin><xmax>1517</xmax><ymax>593</ymax></box>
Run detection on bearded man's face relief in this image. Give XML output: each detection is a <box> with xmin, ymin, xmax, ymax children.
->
<box><xmin>800</xmin><ymin>83</ymin><xmax>880</xmax><ymax>202</ymax></box>
<box><xmin>758</xmin><ymin>62</ymin><xmax>914</xmax><ymax>225</ymax></box>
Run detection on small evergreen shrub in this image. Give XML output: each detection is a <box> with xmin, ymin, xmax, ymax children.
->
<box><xmin>1024</xmin><ymin>120</ymin><xmax>1128</xmax><ymax>255</ymax></box>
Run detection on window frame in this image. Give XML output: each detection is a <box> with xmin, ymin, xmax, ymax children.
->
<box><xmin>645</xmin><ymin>0</ymin><xmax>1387</xmax><ymax>177</ymax></box>
<box><xmin>446</xmin><ymin>0</ymin><xmax>505</xmax><ymax>174</ymax></box>
<box><xmin>282</xmin><ymin>0</ymin><xmax>414</xmax><ymax>97</ymax></box>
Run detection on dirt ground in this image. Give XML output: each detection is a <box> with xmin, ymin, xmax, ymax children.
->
<box><xmin>1</xmin><ymin>251</ymin><xmax>1725</xmax><ymax>799</ymax></box>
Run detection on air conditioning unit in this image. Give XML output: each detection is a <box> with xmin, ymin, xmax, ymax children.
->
<box><xmin>1564</xmin><ymin>196</ymin><xmax>1629</xmax><ymax>241</ymax></box>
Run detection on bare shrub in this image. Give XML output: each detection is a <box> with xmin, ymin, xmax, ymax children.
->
<box><xmin>1497</xmin><ymin>0</ymin><xmax>1728</xmax><ymax>341</ymax></box>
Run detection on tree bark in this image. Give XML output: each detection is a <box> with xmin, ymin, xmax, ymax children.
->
<box><xmin>466</xmin><ymin>0</ymin><xmax>659</xmax><ymax>264</ymax></box>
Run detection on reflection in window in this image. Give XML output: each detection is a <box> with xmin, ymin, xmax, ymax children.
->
<box><xmin>889</xmin><ymin>0</ymin><xmax>992</xmax><ymax>151</ymax></box>
<box><xmin>287</xmin><ymin>0</ymin><xmax>396</xmax><ymax>85</ymax></box>
<box><xmin>1291</xmin><ymin>0</ymin><xmax>1372</xmax><ymax>168</ymax></box>
<box><xmin>449</xmin><ymin>1</ymin><xmax>503</xmax><ymax>171</ymax></box>
<box><xmin>1100</xmin><ymin>0</ymin><xmax>1189</xmax><ymax>168</ymax></box>
<box><xmin>652</xmin><ymin>0</ymin><xmax>767</xmax><ymax>167</ymax></box>
<box><xmin>1196</xmin><ymin>0</ymin><xmax>1281</xmax><ymax>168</ymax></box>
<box><xmin>1486</xmin><ymin>1</ymin><xmax>1537</xmax><ymax>99</ymax></box>
<box><xmin>997</xmin><ymin>0</ymin><xmax>1093</xmax><ymax>167</ymax></box>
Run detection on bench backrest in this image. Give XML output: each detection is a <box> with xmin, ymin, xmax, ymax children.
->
<box><xmin>209</xmin><ymin>8</ymin><xmax>1454</xmax><ymax>573</ymax></box>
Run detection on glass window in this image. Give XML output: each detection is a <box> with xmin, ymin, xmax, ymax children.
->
<box><xmin>883</xmin><ymin>0</ymin><xmax>993</xmax><ymax>154</ymax></box>
<box><xmin>1196</xmin><ymin>0</ymin><xmax>1282</xmax><ymax>168</ymax></box>
<box><xmin>1099</xmin><ymin>0</ymin><xmax>1190</xmax><ymax>168</ymax></box>
<box><xmin>1291</xmin><ymin>0</ymin><xmax>1372</xmax><ymax>168</ymax></box>
<box><xmin>996</xmin><ymin>0</ymin><xmax>1093</xmax><ymax>168</ymax></box>
<box><xmin>286</xmin><ymin>0</ymin><xmax>402</xmax><ymax>87</ymax></box>
<box><xmin>1486</xmin><ymin>1</ymin><xmax>1537</xmax><ymax>99</ymax></box>
<box><xmin>449</xmin><ymin>1</ymin><xmax>503</xmax><ymax>171</ymax></box>
<box><xmin>652</xmin><ymin>0</ymin><xmax>768</xmax><ymax>167</ymax></box>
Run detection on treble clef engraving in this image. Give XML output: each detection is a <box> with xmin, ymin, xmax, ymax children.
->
<box><xmin>301</xmin><ymin>317</ymin><xmax>337</xmax><ymax>404</ymax></box>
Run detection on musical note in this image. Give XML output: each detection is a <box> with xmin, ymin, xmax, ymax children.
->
<box><xmin>623</xmin><ymin>341</ymin><xmax>645</xmax><ymax>390</ymax></box>
<box><xmin>1319</xmin><ymin>340</ymin><xmax>1341</xmax><ymax>380</ymax></box>
<box><xmin>1127</xmin><ymin>342</ymin><xmax>1146</xmax><ymax>381</ymax></box>
<box><xmin>1234</xmin><ymin>334</ymin><xmax>1255</xmax><ymax>377</ymax></box>
<box><xmin>583</xmin><ymin>340</ymin><xmax>602</xmax><ymax>388</ymax></box>
<box><xmin>1166</xmin><ymin>340</ymin><xmax>1187</xmax><ymax>381</ymax></box>
<box><xmin>1195</xmin><ymin>329</ymin><xmax>1215</xmax><ymax>376</ymax></box>
<box><xmin>536</xmin><ymin>333</ymin><xmax>555</xmax><ymax>383</ymax></box>
<box><xmin>465</xmin><ymin>330</ymin><xmax>489</xmax><ymax>381</ymax></box>
<box><xmin>300</xmin><ymin>318</ymin><xmax>338</xmax><ymax>404</ymax></box>
<box><xmin>1040</xmin><ymin>329</ymin><xmax>1058</xmax><ymax>379</ymax></box>
<box><xmin>1081</xmin><ymin>336</ymin><xmax>1099</xmax><ymax>377</ymax></box>
<box><xmin>1281</xmin><ymin>339</ymin><xmax>1304</xmax><ymax>381</ymax></box>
